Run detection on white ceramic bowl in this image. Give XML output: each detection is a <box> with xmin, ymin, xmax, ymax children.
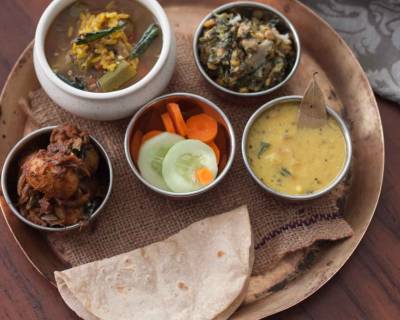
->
<box><xmin>33</xmin><ymin>0</ymin><xmax>176</xmax><ymax>121</ymax></box>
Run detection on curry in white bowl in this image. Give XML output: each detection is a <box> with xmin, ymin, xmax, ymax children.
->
<box><xmin>45</xmin><ymin>0</ymin><xmax>162</xmax><ymax>92</ymax></box>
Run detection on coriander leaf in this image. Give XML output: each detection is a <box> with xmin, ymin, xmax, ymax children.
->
<box><xmin>257</xmin><ymin>141</ymin><xmax>270</xmax><ymax>159</ymax></box>
<box><xmin>280</xmin><ymin>167</ymin><xmax>292</xmax><ymax>177</ymax></box>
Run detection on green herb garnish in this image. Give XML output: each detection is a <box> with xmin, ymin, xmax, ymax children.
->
<box><xmin>84</xmin><ymin>199</ymin><xmax>100</xmax><ymax>217</ymax></box>
<box><xmin>280</xmin><ymin>167</ymin><xmax>292</xmax><ymax>177</ymax></box>
<box><xmin>73</xmin><ymin>20</ymin><xmax>126</xmax><ymax>45</ymax></box>
<box><xmin>257</xmin><ymin>141</ymin><xmax>271</xmax><ymax>159</ymax></box>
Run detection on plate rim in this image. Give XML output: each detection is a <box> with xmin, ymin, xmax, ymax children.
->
<box><xmin>0</xmin><ymin>0</ymin><xmax>385</xmax><ymax>319</ymax></box>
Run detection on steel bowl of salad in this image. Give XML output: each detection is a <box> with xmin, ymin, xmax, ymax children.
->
<box><xmin>34</xmin><ymin>0</ymin><xmax>176</xmax><ymax>120</ymax></box>
<box><xmin>124</xmin><ymin>93</ymin><xmax>236</xmax><ymax>198</ymax></box>
<box><xmin>193</xmin><ymin>1</ymin><xmax>301</xmax><ymax>97</ymax></box>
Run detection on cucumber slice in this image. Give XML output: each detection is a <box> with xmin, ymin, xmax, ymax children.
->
<box><xmin>162</xmin><ymin>140</ymin><xmax>218</xmax><ymax>193</ymax></box>
<box><xmin>138</xmin><ymin>132</ymin><xmax>184</xmax><ymax>190</ymax></box>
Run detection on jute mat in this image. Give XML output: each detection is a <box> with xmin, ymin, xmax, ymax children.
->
<box><xmin>29</xmin><ymin>33</ymin><xmax>353</xmax><ymax>276</ymax></box>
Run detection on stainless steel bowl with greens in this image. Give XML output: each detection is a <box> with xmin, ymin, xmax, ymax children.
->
<box><xmin>193</xmin><ymin>1</ymin><xmax>301</xmax><ymax>96</ymax></box>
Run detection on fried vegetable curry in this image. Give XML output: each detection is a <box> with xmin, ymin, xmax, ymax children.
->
<box><xmin>246</xmin><ymin>102</ymin><xmax>346</xmax><ymax>195</ymax></box>
<box><xmin>17</xmin><ymin>125</ymin><xmax>105</xmax><ymax>227</ymax></box>
<box><xmin>198</xmin><ymin>9</ymin><xmax>296</xmax><ymax>93</ymax></box>
<box><xmin>46</xmin><ymin>0</ymin><xmax>162</xmax><ymax>92</ymax></box>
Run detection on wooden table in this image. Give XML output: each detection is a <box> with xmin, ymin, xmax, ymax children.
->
<box><xmin>0</xmin><ymin>1</ymin><xmax>399</xmax><ymax>319</ymax></box>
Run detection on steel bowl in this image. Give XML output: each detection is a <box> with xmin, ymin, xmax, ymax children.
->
<box><xmin>124</xmin><ymin>92</ymin><xmax>235</xmax><ymax>198</ymax></box>
<box><xmin>1</xmin><ymin>126</ymin><xmax>113</xmax><ymax>232</ymax></box>
<box><xmin>193</xmin><ymin>1</ymin><xmax>301</xmax><ymax>97</ymax></box>
<box><xmin>242</xmin><ymin>95</ymin><xmax>352</xmax><ymax>200</ymax></box>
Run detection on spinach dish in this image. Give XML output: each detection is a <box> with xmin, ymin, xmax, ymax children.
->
<box><xmin>198</xmin><ymin>9</ymin><xmax>296</xmax><ymax>93</ymax></box>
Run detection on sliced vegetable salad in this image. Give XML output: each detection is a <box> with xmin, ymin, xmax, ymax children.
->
<box><xmin>130</xmin><ymin>103</ymin><xmax>223</xmax><ymax>193</ymax></box>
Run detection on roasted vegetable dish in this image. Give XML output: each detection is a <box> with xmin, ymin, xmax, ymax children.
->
<box><xmin>198</xmin><ymin>9</ymin><xmax>296</xmax><ymax>93</ymax></box>
<box><xmin>46</xmin><ymin>0</ymin><xmax>162</xmax><ymax>92</ymax></box>
<box><xmin>17</xmin><ymin>125</ymin><xmax>105</xmax><ymax>227</ymax></box>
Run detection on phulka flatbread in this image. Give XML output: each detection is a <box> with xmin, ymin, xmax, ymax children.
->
<box><xmin>55</xmin><ymin>206</ymin><xmax>254</xmax><ymax>320</ymax></box>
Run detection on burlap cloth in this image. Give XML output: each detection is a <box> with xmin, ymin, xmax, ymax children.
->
<box><xmin>29</xmin><ymin>33</ymin><xmax>353</xmax><ymax>276</ymax></box>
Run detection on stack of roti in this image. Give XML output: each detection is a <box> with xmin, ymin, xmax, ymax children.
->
<box><xmin>55</xmin><ymin>206</ymin><xmax>254</xmax><ymax>320</ymax></box>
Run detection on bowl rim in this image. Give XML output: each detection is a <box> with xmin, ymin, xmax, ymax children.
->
<box><xmin>34</xmin><ymin>0</ymin><xmax>172</xmax><ymax>100</ymax></box>
<box><xmin>192</xmin><ymin>0</ymin><xmax>301</xmax><ymax>97</ymax></box>
<box><xmin>241</xmin><ymin>95</ymin><xmax>353</xmax><ymax>200</ymax></box>
<box><xmin>0</xmin><ymin>126</ymin><xmax>114</xmax><ymax>232</ymax></box>
<box><xmin>124</xmin><ymin>92</ymin><xmax>236</xmax><ymax>198</ymax></box>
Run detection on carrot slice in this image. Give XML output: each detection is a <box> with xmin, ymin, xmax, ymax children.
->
<box><xmin>167</xmin><ymin>103</ymin><xmax>187</xmax><ymax>137</ymax></box>
<box><xmin>207</xmin><ymin>141</ymin><xmax>220</xmax><ymax>164</ymax></box>
<box><xmin>196</xmin><ymin>167</ymin><xmax>214</xmax><ymax>185</ymax></box>
<box><xmin>161</xmin><ymin>112</ymin><xmax>176</xmax><ymax>133</ymax></box>
<box><xmin>186</xmin><ymin>113</ymin><xmax>218</xmax><ymax>143</ymax></box>
<box><xmin>142</xmin><ymin>130</ymin><xmax>163</xmax><ymax>144</ymax></box>
<box><xmin>130</xmin><ymin>130</ymin><xmax>143</xmax><ymax>164</ymax></box>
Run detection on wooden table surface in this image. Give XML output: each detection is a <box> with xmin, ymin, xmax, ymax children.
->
<box><xmin>0</xmin><ymin>1</ymin><xmax>399</xmax><ymax>319</ymax></box>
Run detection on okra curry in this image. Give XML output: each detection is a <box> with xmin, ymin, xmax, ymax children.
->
<box><xmin>46</xmin><ymin>0</ymin><xmax>162</xmax><ymax>92</ymax></box>
<box><xmin>246</xmin><ymin>101</ymin><xmax>346</xmax><ymax>195</ymax></box>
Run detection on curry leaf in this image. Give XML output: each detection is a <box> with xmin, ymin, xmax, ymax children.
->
<box><xmin>73</xmin><ymin>20</ymin><xmax>126</xmax><ymax>45</ymax></box>
<box><xmin>130</xmin><ymin>24</ymin><xmax>160</xmax><ymax>59</ymax></box>
<box><xmin>56</xmin><ymin>73</ymin><xmax>85</xmax><ymax>90</ymax></box>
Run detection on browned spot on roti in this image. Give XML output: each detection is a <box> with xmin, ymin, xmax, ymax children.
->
<box><xmin>116</xmin><ymin>285</ymin><xmax>125</xmax><ymax>293</ymax></box>
<box><xmin>217</xmin><ymin>250</ymin><xmax>225</xmax><ymax>257</ymax></box>
<box><xmin>178</xmin><ymin>282</ymin><xmax>188</xmax><ymax>290</ymax></box>
<box><xmin>328</xmin><ymin>89</ymin><xmax>338</xmax><ymax>101</ymax></box>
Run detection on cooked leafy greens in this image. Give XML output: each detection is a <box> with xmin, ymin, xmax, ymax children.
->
<box><xmin>198</xmin><ymin>10</ymin><xmax>295</xmax><ymax>93</ymax></box>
